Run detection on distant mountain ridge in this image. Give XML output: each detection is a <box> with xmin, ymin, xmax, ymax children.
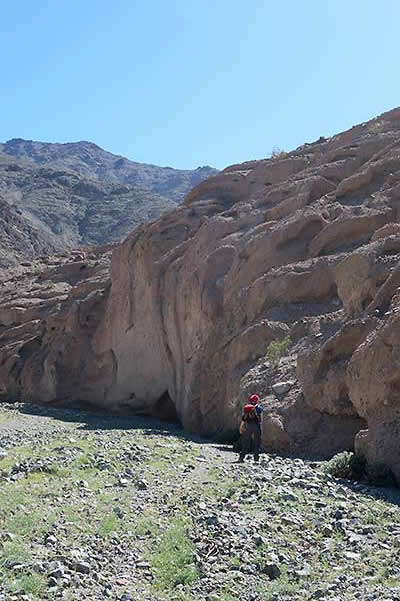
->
<box><xmin>0</xmin><ymin>139</ymin><xmax>217</xmax><ymax>266</ymax></box>
<box><xmin>1</xmin><ymin>138</ymin><xmax>218</xmax><ymax>203</ymax></box>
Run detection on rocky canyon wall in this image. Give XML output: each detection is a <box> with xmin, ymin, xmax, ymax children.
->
<box><xmin>2</xmin><ymin>108</ymin><xmax>400</xmax><ymax>479</ymax></box>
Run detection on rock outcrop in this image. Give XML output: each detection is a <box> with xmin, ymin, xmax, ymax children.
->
<box><xmin>0</xmin><ymin>247</ymin><xmax>112</xmax><ymax>401</ymax></box>
<box><xmin>0</xmin><ymin>196</ymin><xmax>56</xmax><ymax>268</ymax></box>
<box><xmin>2</xmin><ymin>108</ymin><xmax>400</xmax><ymax>480</ymax></box>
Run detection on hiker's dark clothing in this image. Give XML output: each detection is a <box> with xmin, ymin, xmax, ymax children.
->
<box><xmin>239</xmin><ymin>420</ymin><xmax>261</xmax><ymax>461</ymax></box>
<box><xmin>239</xmin><ymin>405</ymin><xmax>263</xmax><ymax>461</ymax></box>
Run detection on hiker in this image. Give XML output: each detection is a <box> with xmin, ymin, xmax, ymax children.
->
<box><xmin>238</xmin><ymin>394</ymin><xmax>263</xmax><ymax>463</ymax></box>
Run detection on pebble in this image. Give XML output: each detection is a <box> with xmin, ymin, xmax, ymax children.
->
<box><xmin>136</xmin><ymin>478</ymin><xmax>148</xmax><ymax>490</ymax></box>
<box><xmin>72</xmin><ymin>561</ymin><xmax>91</xmax><ymax>574</ymax></box>
<box><xmin>263</xmin><ymin>562</ymin><xmax>281</xmax><ymax>579</ymax></box>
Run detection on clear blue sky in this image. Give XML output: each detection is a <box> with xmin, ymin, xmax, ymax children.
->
<box><xmin>2</xmin><ymin>0</ymin><xmax>399</xmax><ymax>169</ymax></box>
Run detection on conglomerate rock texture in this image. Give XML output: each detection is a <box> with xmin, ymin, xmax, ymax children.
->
<box><xmin>2</xmin><ymin>108</ymin><xmax>400</xmax><ymax>480</ymax></box>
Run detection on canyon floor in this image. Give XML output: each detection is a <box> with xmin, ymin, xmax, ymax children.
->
<box><xmin>0</xmin><ymin>404</ymin><xmax>400</xmax><ymax>601</ymax></box>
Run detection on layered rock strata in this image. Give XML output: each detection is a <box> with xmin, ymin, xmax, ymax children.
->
<box><xmin>2</xmin><ymin>109</ymin><xmax>400</xmax><ymax>479</ymax></box>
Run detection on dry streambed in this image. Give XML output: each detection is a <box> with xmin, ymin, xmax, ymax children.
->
<box><xmin>0</xmin><ymin>403</ymin><xmax>399</xmax><ymax>601</ymax></box>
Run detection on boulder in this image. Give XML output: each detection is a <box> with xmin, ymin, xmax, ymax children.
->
<box><xmin>272</xmin><ymin>381</ymin><xmax>296</xmax><ymax>396</ymax></box>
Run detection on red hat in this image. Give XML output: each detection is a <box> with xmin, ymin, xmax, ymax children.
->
<box><xmin>248</xmin><ymin>394</ymin><xmax>260</xmax><ymax>405</ymax></box>
<box><xmin>243</xmin><ymin>404</ymin><xmax>255</xmax><ymax>414</ymax></box>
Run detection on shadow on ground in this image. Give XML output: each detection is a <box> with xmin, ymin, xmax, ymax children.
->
<box><xmin>332</xmin><ymin>476</ymin><xmax>400</xmax><ymax>506</ymax></box>
<box><xmin>8</xmin><ymin>401</ymin><xmax>400</xmax><ymax>505</ymax></box>
<box><xmin>16</xmin><ymin>401</ymin><xmax>214</xmax><ymax>444</ymax></box>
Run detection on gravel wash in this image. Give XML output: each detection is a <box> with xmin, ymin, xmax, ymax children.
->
<box><xmin>0</xmin><ymin>403</ymin><xmax>399</xmax><ymax>601</ymax></box>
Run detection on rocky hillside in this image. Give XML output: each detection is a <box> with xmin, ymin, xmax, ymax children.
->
<box><xmin>1</xmin><ymin>138</ymin><xmax>217</xmax><ymax>203</ymax></box>
<box><xmin>0</xmin><ymin>194</ymin><xmax>56</xmax><ymax>268</ymax></box>
<box><xmin>2</xmin><ymin>108</ymin><xmax>400</xmax><ymax>482</ymax></box>
<box><xmin>0</xmin><ymin>151</ymin><xmax>177</xmax><ymax>265</ymax></box>
<box><xmin>0</xmin><ymin>143</ymin><xmax>216</xmax><ymax>266</ymax></box>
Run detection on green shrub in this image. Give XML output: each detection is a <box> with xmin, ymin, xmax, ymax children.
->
<box><xmin>135</xmin><ymin>512</ymin><xmax>159</xmax><ymax>537</ymax></box>
<box><xmin>8</xmin><ymin>572</ymin><xmax>46</xmax><ymax>596</ymax></box>
<box><xmin>266</xmin><ymin>335</ymin><xmax>291</xmax><ymax>366</ymax></box>
<box><xmin>324</xmin><ymin>451</ymin><xmax>365</xmax><ymax>480</ymax></box>
<box><xmin>369</xmin><ymin>120</ymin><xmax>384</xmax><ymax>134</ymax></box>
<box><xmin>325</xmin><ymin>452</ymin><xmax>396</xmax><ymax>486</ymax></box>
<box><xmin>97</xmin><ymin>513</ymin><xmax>119</xmax><ymax>538</ymax></box>
<box><xmin>2</xmin><ymin>540</ymin><xmax>32</xmax><ymax>564</ymax></box>
<box><xmin>151</xmin><ymin>519</ymin><xmax>198</xmax><ymax>590</ymax></box>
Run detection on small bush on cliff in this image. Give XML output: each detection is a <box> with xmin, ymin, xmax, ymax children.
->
<box><xmin>324</xmin><ymin>451</ymin><xmax>365</xmax><ymax>480</ymax></box>
<box><xmin>271</xmin><ymin>146</ymin><xmax>288</xmax><ymax>159</ymax></box>
<box><xmin>266</xmin><ymin>336</ymin><xmax>291</xmax><ymax>366</ymax></box>
<box><xmin>369</xmin><ymin>120</ymin><xmax>384</xmax><ymax>134</ymax></box>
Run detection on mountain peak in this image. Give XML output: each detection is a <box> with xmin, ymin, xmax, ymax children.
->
<box><xmin>0</xmin><ymin>138</ymin><xmax>218</xmax><ymax>202</ymax></box>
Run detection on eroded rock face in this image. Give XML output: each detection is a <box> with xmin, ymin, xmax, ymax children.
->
<box><xmin>0</xmin><ymin>197</ymin><xmax>55</xmax><ymax>268</ymax></box>
<box><xmin>2</xmin><ymin>108</ymin><xmax>400</xmax><ymax>476</ymax></box>
<box><xmin>0</xmin><ymin>247</ymin><xmax>112</xmax><ymax>404</ymax></box>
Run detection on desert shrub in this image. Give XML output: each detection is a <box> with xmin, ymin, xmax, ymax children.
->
<box><xmin>151</xmin><ymin>519</ymin><xmax>198</xmax><ymax>590</ymax></box>
<box><xmin>8</xmin><ymin>572</ymin><xmax>46</xmax><ymax>596</ymax></box>
<box><xmin>97</xmin><ymin>513</ymin><xmax>119</xmax><ymax>538</ymax></box>
<box><xmin>369</xmin><ymin>120</ymin><xmax>384</xmax><ymax>134</ymax></box>
<box><xmin>271</xmin><ymin>146</ymin><xmax>288</xmax><ymax>159</ymax></box>
<box><xmin>266</xmin><ymin>335</ymin><xmax>291</xmax><ymax>366</ymax></box>
<box><xmin>324</xmin><ymin>451</ymin><xmax>365</xmax><ymax>480</ymax></box>
<box><xmin>325</xmin><ymin>452</ymin><xmax>396</xmax><ymax>486</ymax></box>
